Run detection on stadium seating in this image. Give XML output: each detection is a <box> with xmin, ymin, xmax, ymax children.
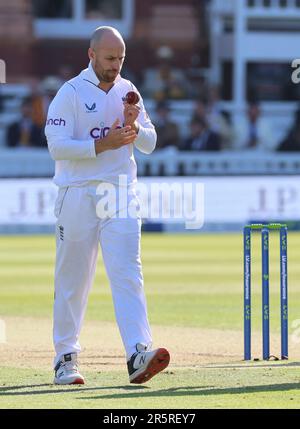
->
<box><xmin>0</xmin><ymin>83</ymin><xmax>31</xmax><ymax>147</ymax></box>
<box><xmin>0</xmin><ymin>85</ymin><xmax>299</xmax><ymax>178</ymax></box>
<box><xmin>1</xmin><ymin>147</ymin><xmax>300</xmax><ymax>178</ymax></box>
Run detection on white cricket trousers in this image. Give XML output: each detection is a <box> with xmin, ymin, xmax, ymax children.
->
<box><xmin>53</xmin><ymin>182</ymin><xmax>152</xmax><ymax>366</ymax></box>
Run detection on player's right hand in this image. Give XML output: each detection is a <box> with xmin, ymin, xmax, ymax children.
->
<box><xmin>95</xmin><ymin>119</ymin><xmax>137</xmax><ymax>154</ymax></box>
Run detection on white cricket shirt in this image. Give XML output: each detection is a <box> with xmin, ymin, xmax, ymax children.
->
<box><xmin>45</xmin><ymin>62</ymin><xmax>157</xmax><ymax>187</ymax></box>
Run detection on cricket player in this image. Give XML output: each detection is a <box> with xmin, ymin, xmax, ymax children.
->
<box><xmin>45</xmin><ymin>26</ymin><xmax>170</xmax><ymax>385</ymax></box>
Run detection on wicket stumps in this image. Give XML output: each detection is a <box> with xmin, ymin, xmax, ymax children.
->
<box><xmin>243</xmin><ymin>223</ymin><xmax>288</xmax><ymax>361</ymax></box>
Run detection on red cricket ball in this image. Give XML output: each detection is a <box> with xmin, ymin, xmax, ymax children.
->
<box><xmin>123</xmin><ymin>91</ymin><xmax>140</xmax><ymax>105</ymax></box>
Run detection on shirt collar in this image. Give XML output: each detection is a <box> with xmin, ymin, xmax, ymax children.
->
<box><xmin>83</xmin><ymin>61</ymin><xmax>100</xmax><ymax>86</ymax></box>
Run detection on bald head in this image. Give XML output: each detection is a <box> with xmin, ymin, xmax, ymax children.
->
<box><xmin>90</xmin><ymin>26</ymin><xmax>125</xmax><ymax>50</ymax></box>
<box><xmin>88</xmin><ymin>26</ymin><xmax>126</xmax><ymax>88</ymax></box>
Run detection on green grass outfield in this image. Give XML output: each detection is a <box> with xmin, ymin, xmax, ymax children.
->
<box><xmin>0</xmin><ymin>233</ymin><xmax>300</xmax><ymax>409</ymax></box>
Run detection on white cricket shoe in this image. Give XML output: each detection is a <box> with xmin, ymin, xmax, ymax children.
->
<box><xmin>54</xmin><ymin>353</ymin><xmax>85</xmax><ymax>385</ymax></box>
<box><xmin>127</xmin><ymin>344</ymin><xmax>170</xmax><ymax>384</ymax></box>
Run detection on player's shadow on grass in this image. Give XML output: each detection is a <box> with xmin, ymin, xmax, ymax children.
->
<box><xmin>79</xmin><ymin>382</ymin><xmax>300</xmax><ymax>401</ymax></box>
<box><xmin>0</xmin><ymin>384</ymin><xmax>51</xmax><ymax>392</ymax></box>
<box><xmin>0</xmin><ymin>384</ymin><xmax>147</xmax><ymax>396</ymax></box>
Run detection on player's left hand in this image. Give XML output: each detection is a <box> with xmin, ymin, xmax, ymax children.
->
<box><xmin>123</xmin><ymin>102</ymin><xmax>140</xmax><ymax>128</ymax></box>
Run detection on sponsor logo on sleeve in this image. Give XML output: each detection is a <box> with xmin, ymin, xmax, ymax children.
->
<box><xmin>46</xmin><ymin>118</ymin><xmax>66</xmax><ymax>126</ymax></box>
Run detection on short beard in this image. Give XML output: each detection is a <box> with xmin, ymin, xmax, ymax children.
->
<box><xmin>94</xmin><ymin>59</ymin><xmax>117</xmax><ymax>83</ymax></box>
<box><xmin>102</xmin><ymin>73</ymin><xmax>116</xmax><ymax>83</ymax></box>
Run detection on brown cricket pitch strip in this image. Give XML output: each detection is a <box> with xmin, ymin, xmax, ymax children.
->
<box><xmin>0</xmin><ymin>317</ymin><xmax>299</xmax><ymax>372</ymax></box>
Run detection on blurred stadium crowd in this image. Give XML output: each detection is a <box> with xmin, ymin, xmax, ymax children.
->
<box><xmin>1</xmin><ymin>0</ymin><xmax>300</xmax><ymax>158</ymax></box>
<box><xmin>2</xmin><ymin>51</ymin><xmax>300</xmax><ymax>153</ymax></box>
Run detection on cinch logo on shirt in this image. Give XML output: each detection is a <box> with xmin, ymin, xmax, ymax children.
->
<box><xmin>90</xmin><ymin>125</ymin><xmax>122</xmax><ymax>139</ymax></box>
<box><xmin>47</xmin><ymin>118</ymin><xmax>66</xmax><ymax>126</ymax></box>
